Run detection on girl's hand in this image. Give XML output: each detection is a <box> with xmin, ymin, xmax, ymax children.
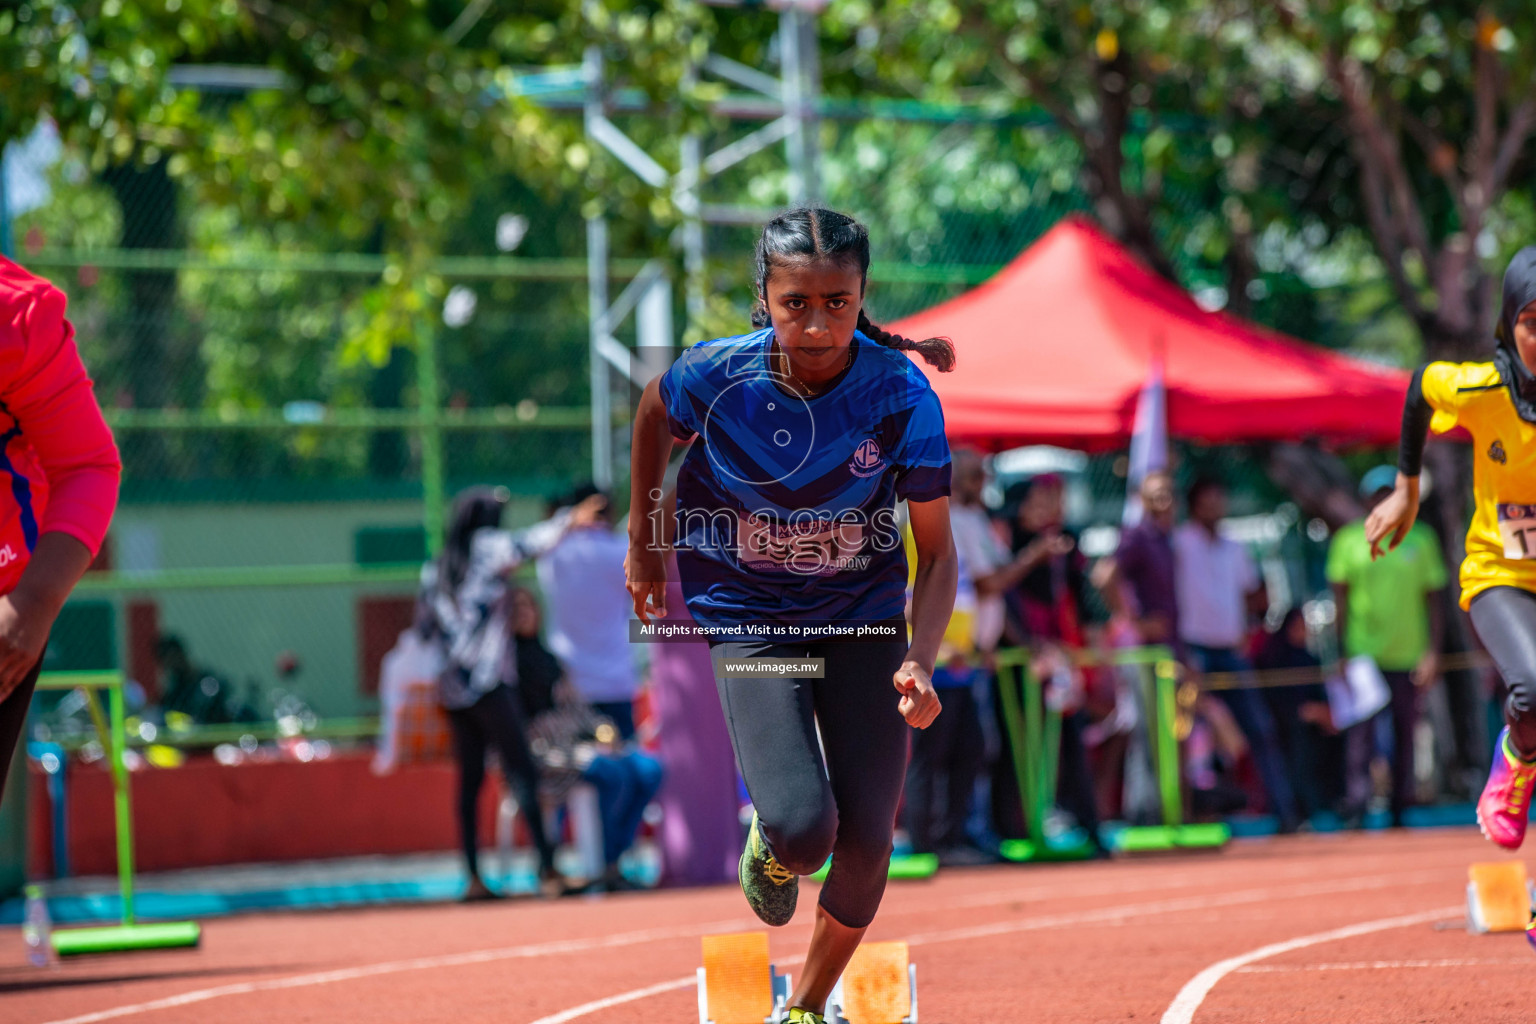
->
<box><xmin>569</xmin><ymin>492</ymin><xmax>608</xmax><ymax>529</ymax></box>
<box><xmin>625</xmin><ymin>542</ymin><xmax>669</xmax><ymax>624</ymax></box>
<box><xmin>894</xmin><ymin>660</ymin><xmax>942</xmax><ymax>729</ymax></box>
<box><xmin>0</xmin><ymin>593</ymin><xmax>50</xmax><ymax>702</ymax></box>
<box><xmin>1364</xmin><ymin>474</ymin><xmax>1419</xmax><ymax>560</ymax></box>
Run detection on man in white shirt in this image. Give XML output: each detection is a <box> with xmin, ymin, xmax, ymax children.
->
<box><xmin>537</xmin><ymin>485</ymin><xmax>642</xmax><ymax>739</ymax></box>
<box><xmin>1173</xmin><ymin>477</ymin><xmax>1300</xmax><ymax>832</ymax></box>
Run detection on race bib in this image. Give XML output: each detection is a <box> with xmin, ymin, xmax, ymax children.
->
<box><xmin>1497</xmin><ymin>503</ymin><xmax>1536</xmax><ymax>559</ymax></box>
<box><xmin>737</xmin><ymin>514</ymin><xmax>867</xmax><ymax>576</ymax></box>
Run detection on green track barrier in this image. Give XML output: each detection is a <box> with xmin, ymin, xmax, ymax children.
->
<box><xmin>993</xmin><ymin>646</ymin><xmax>1227</xmax><ymax>858</ymax></box>
<box><xmin>52</xmin><ymin>922</ymin><xmax>201</xmax><ymax>956</ymax></box>
<box><xmin>810</xmin><ymin>852</ymin><xmax>938</xmax><ymax>883</ymax></box>
<box><xmin>32</xmin><ymin>673</ymin><xmax>203</xmax><ymax>955</ymax></box>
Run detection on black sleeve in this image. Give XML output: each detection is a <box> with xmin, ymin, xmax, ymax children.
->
<box><xmin>1398</xmin><ymin>365</ymin><xmax>1433</xmax><ymax>477</ymax></box>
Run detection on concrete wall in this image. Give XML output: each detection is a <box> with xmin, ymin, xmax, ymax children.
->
<box><xmin>77</xmin><ymin>496</ymin><xmax>546</xmax><ymax>719</ymax></box>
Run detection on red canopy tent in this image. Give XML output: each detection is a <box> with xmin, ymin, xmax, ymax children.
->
<box><xmin>889</xmin><ymin>216</ymin><xmax>1409</xmax><ymax>452</ymax></box>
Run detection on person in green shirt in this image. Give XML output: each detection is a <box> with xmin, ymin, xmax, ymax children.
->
<box><xmin>1326</xmin><ymin>464</ymin><xmax>1447</xmax><ymax>827</ymax></box>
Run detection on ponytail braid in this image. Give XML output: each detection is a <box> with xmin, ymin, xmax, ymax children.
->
<box><xmin>857</xmin><ymin>310</ymin><xmax>956</xmax><ymax>373</ymax></box>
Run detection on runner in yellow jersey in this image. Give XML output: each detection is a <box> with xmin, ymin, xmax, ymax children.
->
<box><xmin>1368</xmin><ymin>246</ymin><xmax>1536</xmax><ymax>860</ymax></box>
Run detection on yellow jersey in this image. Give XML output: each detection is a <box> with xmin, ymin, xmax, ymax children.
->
<box><xmin>1422</xmin><ymin>361</ymin><xmax>1536</xmax><ymax>608</ymax></box>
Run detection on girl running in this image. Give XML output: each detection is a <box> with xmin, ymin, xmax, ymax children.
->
<box><xmin>627</xmin><ymin>208</ymin><xmax>958</xmax><ymax>1024</ymax></box>
<box><xmin>0</xmin><ymin>257</ymin><xmax>121</xmax><ymax>808</ymax></box>
<box><xmin>1367</xmin><ymin>245</ymin><xmax>1536</xmax><ymax>855</ymax></box>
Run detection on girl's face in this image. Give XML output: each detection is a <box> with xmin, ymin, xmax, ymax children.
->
<box><xmin>762</xmin><ymin>260</ymin><xmax>864</xmax><ymax>378</ymax></box>
<box><xmin>509</xmin><ymin>589</ymin><xmax>539</xmax><ymax>638</ymax></box>
<box><xmin>1020</xmin><ymin>483</ymin><xmax>1064</xmax><ymax>531</ymax></box>
<box><xmin>1515</xmin><ymin>300</ymin><xmax>1536</xmax><ymax>376</ymax></box>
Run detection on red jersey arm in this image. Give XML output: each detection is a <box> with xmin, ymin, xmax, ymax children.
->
<box><xmin>3</xmin><ymin>274</ymin><xmax>121</xmax><ymax>556</ymax></box>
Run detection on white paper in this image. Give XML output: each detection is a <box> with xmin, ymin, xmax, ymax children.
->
<box><xmin>1325</xmin><ymin>654</ymin><xmax>1392</xmax><ymax>730</ymax></box>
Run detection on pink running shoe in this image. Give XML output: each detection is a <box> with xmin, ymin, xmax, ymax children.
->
<box><xmin>1477</xmin><ymin>727</ymin><xmax>1536</xmax><ymax>850</ymax></box>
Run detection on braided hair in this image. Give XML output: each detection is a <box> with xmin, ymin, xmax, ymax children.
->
<box><xmin>749</xmin><ymin>208</ymin><xmax>955</xmax><ymax>372</ymax></box>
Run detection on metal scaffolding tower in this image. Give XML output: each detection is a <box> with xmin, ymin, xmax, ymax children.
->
<box><xmin>578</xmin><ymin>0</ymin><xmax>825</xmax><ymax>489</ymax></box>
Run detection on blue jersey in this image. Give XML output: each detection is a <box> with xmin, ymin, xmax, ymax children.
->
<box><xmin>658</xmin><ymin>328</ymin><xmax>951</xmax><ymax>632</ymax></box>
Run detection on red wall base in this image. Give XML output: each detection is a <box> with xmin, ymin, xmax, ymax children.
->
<box><xmin>28</xmin><ymin>753</ymin><xmax>503</xmax><ymax>877</ymax></box>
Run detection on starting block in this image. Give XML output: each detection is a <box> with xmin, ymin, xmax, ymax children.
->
<box><xmin>1466</xmin><ymin>862</ymin><xmax>1534</xmax><ymax>934</ymax></box>
<box><xmin>828</xmin><ymin>941</ymin><xmax>918</xmax><ymax>1024</ymax></box>
<box><xmin>697</xmin><ymin>932</ymin><xmax>792</xmax><ymax>1024</ymax></box>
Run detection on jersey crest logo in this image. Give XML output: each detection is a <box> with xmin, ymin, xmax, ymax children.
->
<box><xmin>1490</xmin><ymin>440</ymin><xmax>1508</xmax><ymax>465</ymax></box>
<box><xmin>849</xmin><ymin>438</ymin><xmax>885</xmax><ymax>477</ymax></box>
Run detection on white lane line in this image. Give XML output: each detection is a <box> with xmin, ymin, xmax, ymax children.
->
<box><xmin>1159</xmin><ymin>906</ymin><xmax>1460</xmax><ymax>1024</ymax></box>
<box><xmin>900</xmin><ymin>869</ymin><xmax>1450</xmax><ymax>948</ymax></box>
<box><xmin>31</xmin><ymin>918</ymin><xmax>750</xmax><ymax>1024</ymax></box>
<box><xmin>521</xmin><ymin>868</ymin><xmax>1454</xmax><ymax>1024</ymax></box>
<box><xmin>523</xmin><ymin>977</ymin><xmax>697</xmax><ymax>1024</ymax></box>
<box><xmin>1237</xmin><ymin>958</ymin><xmax>1529</xmax><ymax>973</ymax></box>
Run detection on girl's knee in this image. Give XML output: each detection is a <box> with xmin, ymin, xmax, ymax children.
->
<box><xmin>833</xmin><ymin>824</ymin><xmax>894</xmax><ymax>872</ymax></box>
<box><xmin>762</xmin><ymin>802</ymin><xmax>838</xmax><ymax>875</ymax></box>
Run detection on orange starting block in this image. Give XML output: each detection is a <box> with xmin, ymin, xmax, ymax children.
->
<box><xmin>1466</xmin><ymin>861</ymin><xmax>1534</xmax><ymax>934</ymax></box>
<box><xmin>828</xmin><ymin>941</ymin><xmax>918</xmax><ymax>1024</ymax></box>
<box><xmin>697</xmin><ymin>932</ymin><xmax>793</xmax><ymax>1024</ymax></box>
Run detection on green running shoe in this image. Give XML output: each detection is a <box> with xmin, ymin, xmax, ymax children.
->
<box><xmin>784</xmin><ymin>1009</ymin><xmax>825</xmax><ymax>1024</ymax></box>
<box><xmin>739</xmin><ymin>811</ymin><xmax>798</xmax><ymax>926</ymax></box>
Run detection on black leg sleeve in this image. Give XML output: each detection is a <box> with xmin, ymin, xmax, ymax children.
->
<box><xmin>0</xmin><ymin>662</ymin><xmax>42</xmax><ymax>804</ymax></box>
<box><xmin>1469</xmin><ymin>587</ymin><xmax>1536</xmax><ymax>758</ymax></box>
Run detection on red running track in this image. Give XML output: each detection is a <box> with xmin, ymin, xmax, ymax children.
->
<box><xmin>1</xmin><ymin>829</ymin><xmax>1528</xmax><ymax>1024</ymax></box>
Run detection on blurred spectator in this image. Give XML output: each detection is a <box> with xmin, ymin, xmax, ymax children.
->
<box><xmin>418</xmin><ymin>486</ymin><xmax>603</xmax><ymax>900</ymax></box>
<box><xmin>1087</xmin><ymin>560</ymin><xmax>1160</xmax><ymax>825</ymax></box>
<box><xmin>1005</xmin><ymin>474</ymin><xmax>1107</xmax><ymax>856</ymax></box>
<box><xmin>945</xmin><ymin>451</ymin><xmax>1043</xmax><ymax>848</ymax></box>
<box><xmin>904</xmin><ymin>644</ymin><xmax>990</xmax><ymax>864</ymax></box>
<box><xmin>155</xmin><ymin>635</ymin><xmax>257</xmax><ymax>725</ymax></box>
<box><xmin>1255</xmin><ymin>608</ymin><xmax>1342</xmax><ymax>820</ymax></box>
<box><xmin>906</xmin><ymin>450</ymin><xmax>1001</xmax><ymax>861</ymax></box>
<box><xmin>537</xmin><ymin>483</ymin><xmax>641</xmax><ymax>740</ymax></box>
<box><xmin>1327</xmin><ymin>465</ymin><xmax>1446</xmax><ymax>826</ymax></box>
<box><xmin>510</xmin><ymin>587</ymin><xmax>663</xmax><ymax>892</ymax></box>
<box><xmin>1096</xmin><ymin>470</ymin><xmax>1181</xmax><ymax>653</ymax></box>
<box><xmin>1174</xmin><ymin>477</ymin><xmax>1301</xmax><ymax>831</ymax></box>
<box><xmin>1093</xmin><ymin>468</ymin><xmax>1181</xmax><ymax>824</ymax></box>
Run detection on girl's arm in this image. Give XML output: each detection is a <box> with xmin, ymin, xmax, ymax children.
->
<box><xmin>626</xmin><ymin>376</ymin><xmax>679</xmax><ymax>623</ymax></box>
<box><xmin>476</xmin><ymin>492</ymin><xmax>608</xmax><ymax>579</ymax></box>
<box><xmin>898</xmin><ymin>496</ymin><xmax>958</xmax><ymax>729</ymax></box>
<box><xmin>0</xmin><ymin>282</ymin><xmax>120</xmax><ymax>700</ymax></box>
<box><xmin>1365</xmin><ymin>366</ymin><xmax>1431</xmax><ymax>559</ymax></box>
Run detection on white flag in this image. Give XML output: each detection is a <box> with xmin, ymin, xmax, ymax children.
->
<box><xmin>1123</xmin><ymin>354</ymin><xmax>1168</xmax><ymax>526</ymax></box>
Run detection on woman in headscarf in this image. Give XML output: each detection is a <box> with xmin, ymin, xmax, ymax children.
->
<box><xmin>419</xmin><ymin>486</ymin><xmax>603</xmax><ymax>899</ymax></box>
<box><xmin>1368</xmin><ymin>247</ymin><xmax>1536</xmax><ymax>872</ymax></box>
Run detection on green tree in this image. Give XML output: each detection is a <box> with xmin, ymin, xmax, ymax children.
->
<box><xmin>1245</xmin><ymin>1</ymin><xmax>1536</xmax><ymax>360</ymax></box>
<box><xmin>850</xmin><ymin>0</ymin><xmax>1276</xmax><ymax>303</ymax></box>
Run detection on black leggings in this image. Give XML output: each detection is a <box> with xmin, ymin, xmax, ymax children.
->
<box><xmin>445</xmin><ymin>685</ymin><xmax>554</xmax><ymax>878</ymax></box>
<box><xmin>711</xmin><ymin>631</ymin><xmax>908</xmax><ymax>930</ymax></box>
<box><xmin>0</xmin><ymin>661</ymin><xmax>42</xmax><ymax>804</ymax></box>
<box><xmin>1470</xmin><ymin>586</ymin><xmax>1536</xmax><ymax>757</ymax></box>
